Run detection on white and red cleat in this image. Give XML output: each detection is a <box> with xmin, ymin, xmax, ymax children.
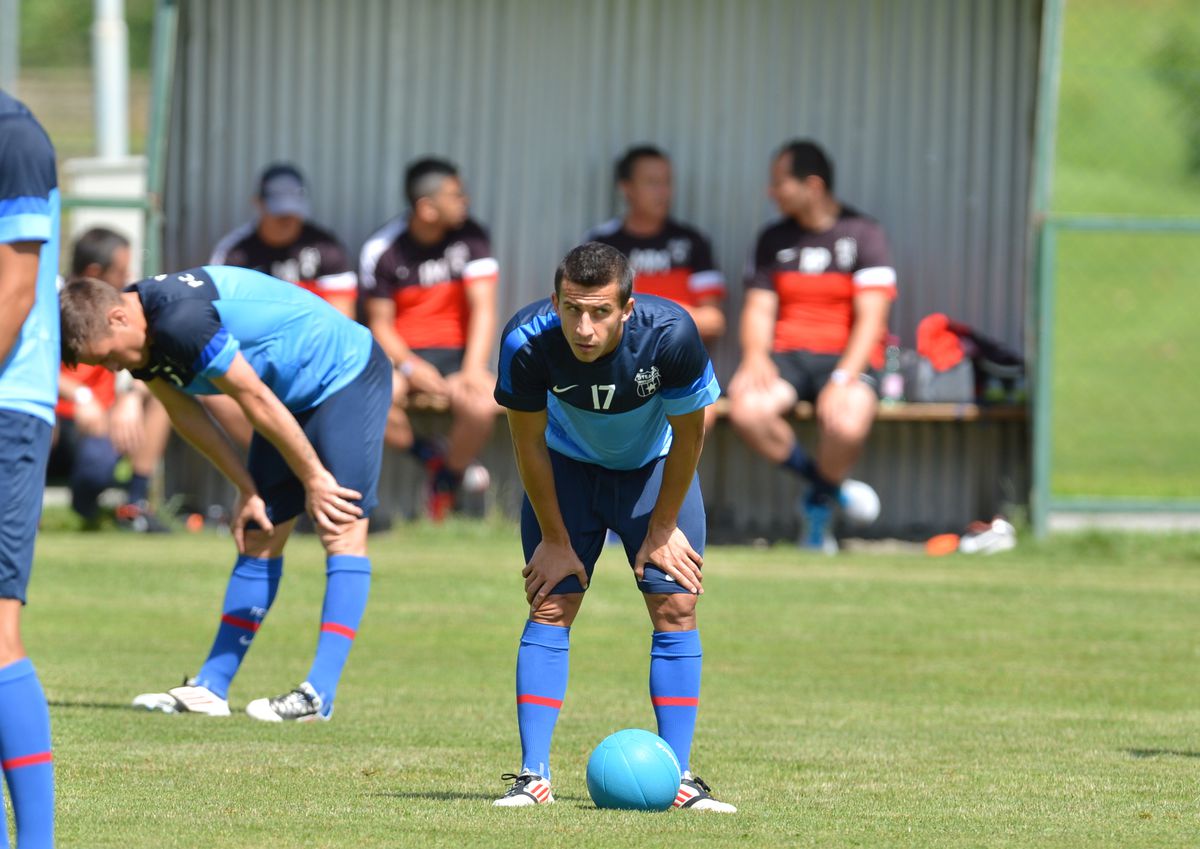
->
<box><xmin>673</xmin><ymin>773</ymin><xmax>737</xmax><ymax>813</ymax></box>
<box><xmin>493</xmin><ymin>772</ymin><xmax>554</xmax><ymax>807</ymax></box>
<box><xmin>132</xmin><ymin>678</ymin><xmax>231</xmax><ymax>716</ymax></box>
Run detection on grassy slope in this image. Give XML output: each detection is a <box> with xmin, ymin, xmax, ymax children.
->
<box><xmin>13</xmin><ymin>525</ymin><xmax>1199</xmax><ymax>848</ymax></box>
<box><xmin>1050</xmin><ymin>0</ymin><xmax>1200</xmax><ymax>498</ymax></box>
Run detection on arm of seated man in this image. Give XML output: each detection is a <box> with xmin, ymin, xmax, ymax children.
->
<box><xmin>364</xmin><ymin>296</ymin><xmax>448</xmax><ymax>397</ymax></box>
<box><xmin>816</xmin><ymin>288</ymin><xmax>890</xmax><ymax>429</ymax></box>
<box><xmin>633</xmin><ymin>408</ymin><xmax>705</xmax><ymax>595</ymax></box>
<box><xmin>210</xmin><ymin>353</ymin><xmax>363</xmax><ymax>534</ymax></box>
<box><xmin>507</xmin><ymin>408</ymin><xmax>589</xmax><ymax>612</ymax></box>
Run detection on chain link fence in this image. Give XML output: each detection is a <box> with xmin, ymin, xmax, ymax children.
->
<box><xmin>1037</xmin><ymin>0</ymin><xmax>1200</xmax><ymax>526</ymax></box>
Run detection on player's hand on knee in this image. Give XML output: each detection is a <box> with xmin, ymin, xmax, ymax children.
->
<box><xmin>635</xmin><ymin>526</ymin><xmax>704</xmax><ymax>595</ymax></box>
<box><xmin>304</xmin><ymin>470</ymin><xmax>363</xmax><ymax>533</ymax></box>
<box><xmin>406</xmin><ymin>357</ymin><xmax>450</xmax><ymax>398</ymax></box>
<box><xmin>231</xmin><ymin>490</ymin><xmax>274</xmax><ymax>553</ymax></box>
<box><xmin>523</xmin><ymin>540</ymin><xmax>588</xmax><ymax>612</ymax></box>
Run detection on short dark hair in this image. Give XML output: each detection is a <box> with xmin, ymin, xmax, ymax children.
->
<box><xmin>60</xmin><ymin>277</ymin><xmax>123</xmax><ymax>367</ymax></box>
<box><xmin>405</xmin><ymin>157</ymin><xmax>459</xmax><ymax>208</ymax></box>
<box><xmin>70</xmin><ymin>227</ymin><xmax>130</xmax><ymax>277</ymax></box>
<box><xmin>777</xmin><ymin>139</ymin><xmax>835</xmax><ymax>193</ymax></box>
<box><xmin>614</xmin><ymin>145</ymin><xmax>668</xmax><ymax>184</ymax></box>
<box><xmin>554</xmin><ymin>242</ymin><xmax>634</xmax><ymax>306</ymax></box>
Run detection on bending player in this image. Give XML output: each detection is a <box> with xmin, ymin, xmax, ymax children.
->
<box><xmin>491</xmin><ymin>242</ymin><xmax>734</xmax><ymax>812</ymax></box>
<box><xmin>59</xmin><ymin>265</ymin><xmax>390</xmax><ymax>721</ymax></box>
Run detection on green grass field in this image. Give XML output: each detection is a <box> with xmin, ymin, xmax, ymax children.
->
<box><xmin>10</xmin><ymin>523</ymin><xmax>1198</xmax><ymax>848</ymax></box>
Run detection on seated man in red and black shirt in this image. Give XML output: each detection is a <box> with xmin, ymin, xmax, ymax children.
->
<box><xmin>584</xmin><ymin>145</ymin><xmax>726</xmax><ymax>432</ymax></box>
<box><xmin>210</xmin><ymin>163</ymin><xmax>359</xmax><ymax>448</ymax></box>
<box><xmin>728</xmin><ymin>140</ymin><xmax>895</xmax><ymax>552</ymax></box>
<box><xmin>360</xmin><ymin>158</ymin><xmax>498</xmax><ymax>520</ymax></box>
<box><xmin>211</xmin><ymin>163</ymin><xmax>358</xmax><ymax>320</ymax></box>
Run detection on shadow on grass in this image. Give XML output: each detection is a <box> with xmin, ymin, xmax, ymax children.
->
<box><xmin>48</xmin><ymin>700</ymin><xmax>138</xmax><ymax>712</ymax></box>
<box><xmin>1124</xmin><ymin>748</ymin><xmax>1200</xmax><ymax>759</ymax></box>
<box><xmin>372</xmin><ymin>791</ymin><xmax>591</xmax><ymax>803</ymax></box>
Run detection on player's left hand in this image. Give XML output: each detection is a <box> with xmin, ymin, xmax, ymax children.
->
<box><xmin>305</xmin><ymin>469</ymin><xmax>364</xmax><ymax>533</ymax></box>
<box><xmin>635</xmin><ymin>525</ymin><xmax>704</xmax><ymax>595</ymax></box>
<box><xmin>446</xmin><ymin>367</ymin><xmax>496</xmax><ymax>406</ymax></box>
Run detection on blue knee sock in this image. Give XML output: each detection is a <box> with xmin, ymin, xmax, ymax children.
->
<box><xmin>194</xmin><ymin>555</ymin><xmax>283</xmax><ymax>699</ymax></box>
<box><xmin>650</xmin><ymin>629</ymin><xmax>702</xmax><ymax>774</ymax></box>
<box><xmin>782</xmin><ymin>443</ymin><xmax>840</xmax><ymax>501</ymax></box>
<box><xmin>0</xmin><ymin>659</ymin><xmax>54</xmax><ymax>849</ymax></box>
<box><xmin>516</xmin><ymin>621</ymin><xmax>569</xmax><ymax>780</ymax></box>
<box><xmin>305</xmin><ymin>555</ymin><xmax>371</xmax><ymax>713</ymax></box>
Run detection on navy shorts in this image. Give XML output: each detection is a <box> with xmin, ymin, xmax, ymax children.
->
<box><xmin>0</xmin><ymin>410</ymin><xmax>52</xmax><ymax>603</ymax></box>
<box><xmin>412</xmin><ymin>347</ymin><xmax>464</xmax><ymax>378</ymax></box>
<box><xmin>520</xmin><ymin>449</ymin><xmax>706</xmax><ymax>596</ymax></box>
<box><xmin>772</xmin><ymin>350</ymin><xmax>878</xmax><ymax>402</ymax></box>
<box><xmin>247</xmin><ymin>341</ymin><xmax>391</xmax><ymax>525</ymax></box>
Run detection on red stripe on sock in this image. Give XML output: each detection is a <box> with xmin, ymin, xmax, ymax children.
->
<box><xmin>517</xmin><ymin>694</ymin><xmax>563</xmax><ymax>709</ymax></box>
<box><xmin>651</xmin><ymin>696</ymin><xmax>699</xmax><ymax>707</ymax></box>
<box><xmin>321</xmin><ymin>622</ymin><xmax>356</xmax><ymax>639</ymax></box>
<box><xmin>221</xmin><ymin>614</ymin><xmax>261</xmax><ymax>632</ymax></box>
<box><xmin>2</xmin><ymin>751</ymin><xmax>52</xmax><ymax>770</ymax></box>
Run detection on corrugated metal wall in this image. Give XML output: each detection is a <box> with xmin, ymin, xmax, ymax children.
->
<box><xmin>164</xmin><ymin>0</ymin><xmax>1041</xmax><ymax>356</ymax></box>
<box><xmin>160</xmin><ymin>0</ymin><xmax>1040</xmax><ymax>537</ymax></box>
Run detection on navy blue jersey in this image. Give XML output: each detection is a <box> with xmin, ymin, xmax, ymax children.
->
<box><xmin>0</xmin><ymin>90</ymin><xmax>60</xmax><ymax>424</ymax></box>
<box><xmin>129</xmin><ymin>266</ymin><xmax>372</xmax><ymax>413</ymax></box>
<box><xmin>496</xmin><ymin>294</ymin><xmax>719</xmax><ymax>470</ymax></box>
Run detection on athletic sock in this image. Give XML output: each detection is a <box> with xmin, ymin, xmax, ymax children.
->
<box><xmin>126</xmin><ymin>472</ymin><xmax>150</xmax><ymax>504</ymax></box>
<box><xmin>305</xmin><ymin>555</ymin><xmax>371</xmax><ymax>713</ymax></box>
<box><xmin>409</xmin><ymin>437</ymin><xmax>441</xmax><ymax>465</ymax></box>
<box><xmin>516</xmin><ymin>621</ymin><xmax>569</xmax><ymax>780</ymax></box>
<box><xmin>781</xmin><ymin>442</ymin><xmax>820</xmax><ymax>482</ymax></box>
<box><xmin>649</xmin><ymin>629</ymin><xmax>702</xmax><ymax>774</ymax></box>
<box><xmin>433</xmin><ymin>464</ymin><xmax>462</xmax><ymax>494</ymax></box>
<box><xmin>0</xmin><ymin>659</ymin><xmax>54</xmax><ymax>849</ymax></box>
<box><xmin>194</xmin><ymin>555</ymin><xmax>283</xmax><ymax>699</ymax></box>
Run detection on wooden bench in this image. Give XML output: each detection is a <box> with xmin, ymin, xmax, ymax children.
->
<box><xmin>162</xmin><ymin>395</ymin><xmax>1029</xmax><ymax>542</ymax></box>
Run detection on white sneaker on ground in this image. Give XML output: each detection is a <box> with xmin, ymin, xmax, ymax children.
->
<box><xmin>132</xmin><ymin>679</ymin><xmax>231</xmax><ymax>716</ymax></box>
<box><xmin>958</xmin><ymin>517</ymin><xmax>1017</xmax><ymax>554</ymax></box>
<box><xmin>838</xmin><ymin>478</ymin><xmax>881</xmax><ymax>525</ymax></box>
<box><xmin>493</xmin><ymin>772</ymin><xmax>554</xmax><ymax>807</ymax></box>
<box><xmin>673</xmin><ymin>773</ymin><xmax>737</xmax><ymax>813</ymax></box>
<box><xmin>245</xmin><ymin>681</ymin><xmax>330</xmax><ymax>722</ymax></box>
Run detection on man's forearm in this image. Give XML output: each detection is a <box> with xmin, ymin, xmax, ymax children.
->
<box><xmin>161</xmin><ymin>393</ymin><xmax>257</xmax><ymax>493</ymax></box>
<box><xmin>739</xmin><ymin>298</ymin><xmax>776</xmax><ymax>360</ymax></box>
<box><xmin>513</xmin><ymin>437</ymin><xmax>570</xmax><ymax>544</ymax></box>
<box><xmin>0</xmin><ymin>243</ymin><xmax>40</xmax><ymax>365</ymax></box>
<box><xmin>649</xmin><ymin>417</ymin><xmax>705</xmax><ymax>531</ymax></box>
<box><xmin>234</xmin><ymin>386</ymin><xmax>327</xmax><ymax>484</ymax></box>
<box><xmin>366</xmin><ymin>310</ymin><xmax>413</xmax><ymax>365</ymax></box>
<box><xmin>461</xmin><ymin>308</ymin><xmax>495</xmax><ymax>373</ymax></box>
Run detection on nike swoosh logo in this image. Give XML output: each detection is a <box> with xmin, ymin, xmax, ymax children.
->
<box><xmin>238</xmin><ymin>635</ymin><xmax>254</xmax><ymax>646</ymax></box>
<box><xmin>552</xmin><ymin>385</ymin><xmax>578</xmax><ymax>393</ymax></box>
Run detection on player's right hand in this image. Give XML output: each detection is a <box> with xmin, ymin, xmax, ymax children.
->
<box><xmin>728</xmin><ymin>354</ymin><xmax>779</xmax><ymax>397</ymax></box>
<box><xmin>523</xmin><ymin>539</ymin><xmax>589</xmax><ymax>613</ymax></box>
<box><xmin>405</xmin><ymin>356</ymin><xmax>451</xmax><ymax>398</ymax></box>
<box><xmin>231</xmin><ymin>490</ymin><xmax>274</xmax><ymax>552</ymax></box>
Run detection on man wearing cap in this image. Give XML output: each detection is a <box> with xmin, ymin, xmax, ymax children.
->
<box><xmin>360</xmin><ymin>157</ymin><xmax>499</xmax><ymax>521</ymax></box>
<box><xmin>211</xmin><ymin>163</ymin><xmax>358</xmax><ymax>319</ymax></box>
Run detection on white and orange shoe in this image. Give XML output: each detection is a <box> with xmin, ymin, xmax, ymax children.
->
<box><xmin>673</xmin><ymin>773</ymin><xmax>737</xmax><ymax>813</ymax></box>
<box><xmin>132</xmin><ymin>678</ymin><xmax>231</xmax><ymax>716</ymax></box>
<box><xmin>493</xmin><ymin>772</ymin><xmax>554</xmax><ymax>807</ymax></box>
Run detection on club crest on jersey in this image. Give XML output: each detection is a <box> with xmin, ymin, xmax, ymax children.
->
<box><xmin>635</xmin><ymin>365</ymin><xmax>661</xmax><ymax>398</ymax></box>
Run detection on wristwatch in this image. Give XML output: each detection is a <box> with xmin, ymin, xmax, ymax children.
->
<box><xmin>73</xmin><ymin>386</ymin><xmax>95</xmax><ymax>406</ymax></box>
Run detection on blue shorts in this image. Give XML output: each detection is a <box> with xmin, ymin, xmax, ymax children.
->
<box><xmin>247</xmin><ymin>341</ymin><xmax>391</xmax><ymax>525</ymax></box>
<box><xmin>0</xmin><ymin>410</ymin><xmax>52</xmax><ymax>603</ymax></box>
<box><xmin>520</xmin><ymin>449</ymin><xmax>706</xmax><ymax>596</ymax></box>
